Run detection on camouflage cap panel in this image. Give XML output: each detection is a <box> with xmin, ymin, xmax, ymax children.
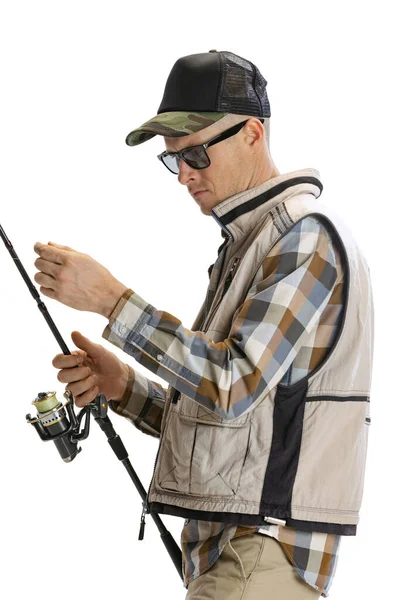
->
<box><xmin>126</xmin><ymin>111</ymin><xmax>228</xmax><ymax>146</ymax></box>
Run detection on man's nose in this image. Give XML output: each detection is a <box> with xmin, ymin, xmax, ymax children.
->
<box><xmin>177</xmin><ymin>158</ymin><xmax>197</xmax><ymax>185</ymax></box>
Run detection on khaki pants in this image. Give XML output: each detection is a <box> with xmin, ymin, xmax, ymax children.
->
<box><xmin>185</xmin><ymin>533</ymin><xmax>321</xmax><ymax>600</ymax></box>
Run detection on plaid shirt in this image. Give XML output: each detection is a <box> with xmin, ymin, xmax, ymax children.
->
<box><xmin>104</xmin><ymin>212</ymin><xmax>345</xmax><ymax>598</ymax></box>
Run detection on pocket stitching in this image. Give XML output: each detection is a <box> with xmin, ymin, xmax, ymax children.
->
<box><xmin>227</xmin><ymin>540</ymin><xmax>246</xmax><ymax>581</ymax></box>
<box><xmin>229</xmin><ymin>534</ymin><xmax>265</xmax><ymax>581</ymax></box>
<box><xmin>179</xmin><ymin>394</ymin><xmax>250</xmax><ymax>426</ymax></box>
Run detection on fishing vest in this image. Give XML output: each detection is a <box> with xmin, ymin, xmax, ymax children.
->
<box><xmin>146</xmin><ymin>168</ymin><xmax>374</xmax><ymax>536</ymax></box>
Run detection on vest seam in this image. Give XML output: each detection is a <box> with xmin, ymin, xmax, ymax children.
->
<box><xmin>152</xmin><ymin>491</ymin><xmax>261</xmax><ymax>504</ymax></box>
<box><xmin>276</xmin><ymin>202</ymin><xmax>293</xmax><ymax>228</ymax></box>
<box><xmin>306</xmin><ymin>391</ymin><xmax>369</xmax><ymax>396</ymax></box>
<box><xmin>274</xmin><ymin>205</ymin><xmax>287</xmax><ymax>231</ymax></box>
<box><xmin>291</xmin><ymin>505</ymin><xmax>359</xmax><ymax>514</ymax></box>
<box><xmin>270</xmin><ymin>207</ymin><xmax>285</xmax><ymax>234</ymax></box>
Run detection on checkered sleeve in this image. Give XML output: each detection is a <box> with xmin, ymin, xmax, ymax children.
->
<box><xmin>107</xmin><ymin>363</ymin><xmax>166</xmax><ymax>438</ymax></box>
<box><xmin>102</xmin><ymin>217</ymin><xmax>338</xmax><ymax>421</ymax></box>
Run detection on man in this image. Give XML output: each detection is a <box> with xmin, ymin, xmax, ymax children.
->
<box><xmin>33</xmin><ymin>50</ymin><xmax>374</xmax><ymax>599</ymax></box>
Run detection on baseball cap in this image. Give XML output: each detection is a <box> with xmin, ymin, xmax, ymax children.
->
<box><xmin>125</xmin><ymin>49</ymin><xmax>271</xmax><ymax>147</ymax></box>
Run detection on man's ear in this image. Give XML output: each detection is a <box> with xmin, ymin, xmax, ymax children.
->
<box><xmin>242</xmin><ymin>118</ymin><xmax>265</xmax><ymax>153</ymax></box>
<box><xmin>245</xmin><ymin>118</ymin><xmax>265</xmax><ymax>144</ymax></box>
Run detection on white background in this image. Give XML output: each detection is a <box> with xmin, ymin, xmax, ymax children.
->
<box><xmin>0</xmin><ymin>1</ymin><xmax>397</xmax><ymax>598</ymax></box>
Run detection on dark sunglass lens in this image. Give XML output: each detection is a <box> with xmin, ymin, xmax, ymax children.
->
<box><xmin>162</xmin><ymin>154</ymin><xmax>180</xmax><ymax>174</ymax></box>
<box><xmin>182</xmin><ymin>146</ymin><xmax>210</xmax><ymax>169</ymax></box>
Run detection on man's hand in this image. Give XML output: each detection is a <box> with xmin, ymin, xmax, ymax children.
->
<box><xmin>33</xmin><ymin>241</ymin><xmax>129</xmax><ymax>317</ymax></box>
<box><xmin>53</xmin><ymin>331</ymin><xmax>130</xmax><ymax>408</ymax></box>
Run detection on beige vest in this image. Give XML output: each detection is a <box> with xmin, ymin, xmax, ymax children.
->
<box><xmin>147</xmin><ymin>168</ymin><xmax>374</xmax><ymax>535</ymax></box>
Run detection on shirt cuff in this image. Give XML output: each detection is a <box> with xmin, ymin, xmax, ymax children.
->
<box><xmin>106</xmin><ymin>287</ymin><xmax>137</xmax><ymax>324</ymax></box>
<box><xmin>107</xmin><ymin>363</ymin><xmax>135</xmax><ymax>416</ymax></box>
<box><xmin>101</xmin><ymin>287</ymin><xmax>158</xmax><ymax>353</ymax></box>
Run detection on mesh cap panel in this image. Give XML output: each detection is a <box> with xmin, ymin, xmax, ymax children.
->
<box><xmin>218</xmin><ymin>51</ymin><xmax>271</xmax><ymax>117</ymax></box>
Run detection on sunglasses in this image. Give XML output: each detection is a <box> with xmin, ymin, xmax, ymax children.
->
<box><xmin>157</xmin><ymin>118</ymin><xmax>265</xmax><ymax>175</ymax></box>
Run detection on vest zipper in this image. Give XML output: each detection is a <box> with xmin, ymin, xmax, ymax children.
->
<box><xmin>202</xmin><ymin>257</ymin><xmax>242</xmax><ymax>331</ymax></box>
<box><xmin>222</xmin><ymin>257</ymin><xmax>241</xmax><ymax>297</ymax></box>
<box><xmin>138</xmin><ymin>387</ymin><xmax>177</xmax><ymax>539</ymax></box>
<box><xmin>138</xmin><ymin>442</ymin><xmax>160</xmax><ymax>541</ymax></box>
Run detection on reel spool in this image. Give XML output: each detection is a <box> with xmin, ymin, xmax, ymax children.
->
<box><xmin>26</xmin><ymin>390</ymin><xmax>82</xmax><ymax>462</ymax></box>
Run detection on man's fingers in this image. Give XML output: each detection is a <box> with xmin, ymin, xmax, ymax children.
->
<box><xmin>72</xmin><ymin>350</ymin><xmax>87</xmax><ymax>359</ymax></box>
<box><xmin>52</xmin><ymin>352</ymin><xmax>85</xmax><ymax>368</ymax></box>
<box><xmin>33</xmin><ymin>242</ymin><xmax>65</xmax><ymax>264</ymax></box>
<box><xmin>34</xmin><ymin>257</ymin><xmax>61</xmax><ymax>278</ymax></box>
<box><xmin>34</xmin><ymin>271</ymin><xmax>57</xmax><ymax>289</ymax></box>
<box><xmin>57</xmin><ymin>365</ymin><xmax>92</xmax><ymax>384</ymax></box>
<box><xmin>73</xmin><ymin>385</ymin><xmax>99</xmax><ymax>408</ymax></box>
<box><xmin>65</xmin><ymin>375</ymin><xmax>97</xmax><ymax>402</ymax></box>
<box><xmin>39</xmin><ymin>287</ymin><xmax>57</xmax><ymax>300</ymax></box>
<box><xmin>48</xmin><ymin>241</ymin><xmax>75</xmax><ymax>251</ymax></box>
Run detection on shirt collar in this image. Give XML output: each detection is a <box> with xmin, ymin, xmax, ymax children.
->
<box><xmin>211</xmin><ymin>167</ymin><xmax>323</xmax><ymax>241</ymax></box>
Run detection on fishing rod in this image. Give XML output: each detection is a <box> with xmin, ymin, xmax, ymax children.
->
<box><xmin>0</xmin><ymin>221</ymin><xmax>183</xmax><ymax>580</ymax></box>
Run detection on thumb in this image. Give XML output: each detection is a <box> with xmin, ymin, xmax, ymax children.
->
<box><xmin>71</xmin><ymin>331</ymin><xmax>103</xmax><ymax>357</ymax></box>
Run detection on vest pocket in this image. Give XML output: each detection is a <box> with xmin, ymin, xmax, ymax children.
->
<box><xmin>292</xmin><ymin>399</ymin><xmax>370</xmax><ymax>517</ymax></box>
<box><xmin>157</xmin><ymin>411</ymin><xmax>193</xmax><ymax>493</ymax></box>
<box><xmin>156</xmin><ymin>396</ymin><xmax>252</xmax><ymax>497</ymax></box>
<box><xmin>189</xmin><ymin>419</ymin><xmax>252</xmax><ymax>496</ymax></box>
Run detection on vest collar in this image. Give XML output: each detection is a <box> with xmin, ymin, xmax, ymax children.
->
<box><xmin>211</xmin><ymin>168</ymin><xmax>323</xmax><ymax>242</ymax></box>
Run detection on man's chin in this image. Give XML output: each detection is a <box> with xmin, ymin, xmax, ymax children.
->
<box><xmin>199</xmin><ymin>205</ymin><xmax>212</xmax><ymax>216</ymax></box>
<box><xmin>194</xmin><ymin>194</ymin><xmax>215</xmax><ymax>215</ymax></box>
